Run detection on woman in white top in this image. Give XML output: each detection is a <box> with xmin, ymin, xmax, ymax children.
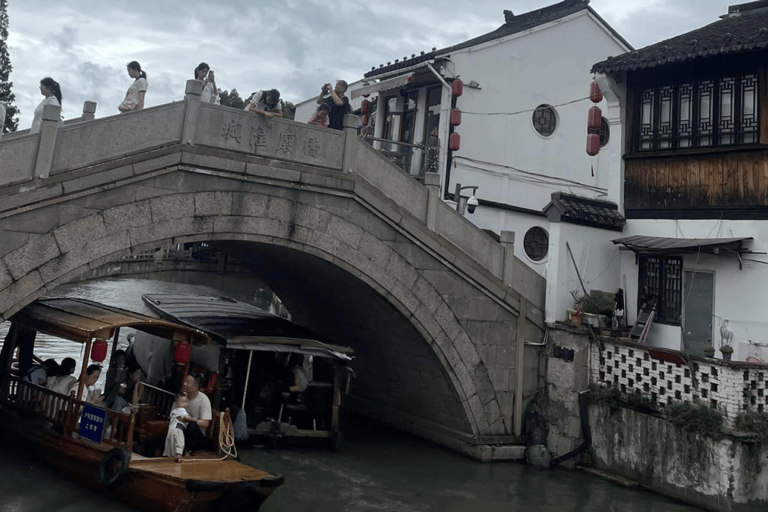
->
<box><xmin>30</xmin><ymin>77</ymin><xmax>62</xmax><ymax>134</ymax></box>
<box><xmin>119</xmin><ymin>61</ymin><xmax>148</xmax><ymax>113</ymax></box>
<box><xmin>194</xmin><ymin>62</ymin><xmax>217</xmax><ymax>104</ymax></box>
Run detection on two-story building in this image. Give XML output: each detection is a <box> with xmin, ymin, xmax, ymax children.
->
<box><xmin>593</xmin><ymin>0</ymin><xmax>768</xmax><ymax>360</ymax></box>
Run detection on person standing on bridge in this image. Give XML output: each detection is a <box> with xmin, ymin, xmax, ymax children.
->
<box><xmin>316</xmin><ymin>80</ymin><xmax>350</xmax><ymax>130</ymax></box>
<box><xmin>194</xmin><ymin>62</ymin><xmax>218</xmax><ymax>104</ymax></box>
<box><xmin>119</xmin><ymin>61</ymin><xmax>148</xmax><ymax>113</ymax></box>
<box><xmin>245</xmin><ymin>89</ymin><xmax>282</xmax><ymax>119</ymax></box>
<box><xmin>30</xmin><ymin>77</ymin><xmax>62</xmax><ymax>134</ymax></box>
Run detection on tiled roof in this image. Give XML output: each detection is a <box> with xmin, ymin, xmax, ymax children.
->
<box><xmin>543</xmin><ymin>192</ymin><xmax>625</xmax><ymax>230</ymax></box>
<box><xmin>592</xmin><ymin>1</ymin><xmax>768</xmax><ymax>74</ymax></box>
<box><xmin>365</xmin><ymin>0</ymin><xmax>630</xmax><ymax>79</ymax></box>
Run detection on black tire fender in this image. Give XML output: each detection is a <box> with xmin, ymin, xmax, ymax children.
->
<box><xmin>98</xmin><ymin>447</ymin><xmax>130</xmax><ymax>487</ymax></box>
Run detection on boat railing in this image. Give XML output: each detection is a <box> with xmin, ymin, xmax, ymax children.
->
<box><xmin>142</xmin><ymin>382</ymin><xmax>175</xmax><ymax>418</ymax></box>
<box><xmin>6</xmin><ymin>377</ymin><xmax>136</xmax><ymax>448</ymax></box>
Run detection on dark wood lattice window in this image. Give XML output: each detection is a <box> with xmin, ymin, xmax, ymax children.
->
<box><xmin>532</xmin><ymin>104</ymin><xmax>557</xmax><ymax>137</ymax></box>
<box><xmin>524</xmin><ymin>227</ymin><xmax>548</xmax><ymax>261</ymax></box>
<box><xmin>638</xmin><ymin>255</ymin><xmax>682</xmax><ymax>324</ymax></box>
<box><xmin>600</xmin><ymin>117</ymin><xmax>610</xmax><ymax>147</ymax></box>
<box><xmin>636</xmin><ymin>72</ymin><xmax>758</xmax><ymax>151</ymax></box>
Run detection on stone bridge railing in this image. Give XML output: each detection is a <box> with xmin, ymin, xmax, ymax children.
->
<box><xmin>0</xmin><ymin>80</ymin><xmax>545</xmax><ymax>319</ymax></box>
<box><xmin>591</xmin><ymin>337</ymin><xmax>768</xmax><ymax>427</ymax></box>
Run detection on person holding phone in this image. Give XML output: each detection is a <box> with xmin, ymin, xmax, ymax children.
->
<box><xmin>315</xmin><ymin>80</ymin><xmax>350</xmax><ymax>130</ymax></box>
<box><xmin>194</xmin><ymin>62</ymin><xmax>217</xmax><ymax>103</ymax></box>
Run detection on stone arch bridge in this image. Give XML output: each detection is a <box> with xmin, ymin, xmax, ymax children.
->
<box><xmin>0</xmin><ymin>81</ymin><xmax>546</xmax><ymax>459</ymax></box>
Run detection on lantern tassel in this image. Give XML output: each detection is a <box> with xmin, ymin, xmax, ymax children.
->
<box><xmin>591</xmin><ymin>164</ymin><xmax>594</xmax><ymax>177</ymax></box>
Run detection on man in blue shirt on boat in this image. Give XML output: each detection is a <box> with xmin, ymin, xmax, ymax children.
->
<box><xmin>181</xmin><ymin>374</ymin><xmax>212</xmax><ymax>455</ymax></box>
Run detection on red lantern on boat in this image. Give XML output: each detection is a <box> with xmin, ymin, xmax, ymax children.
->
<box><xmin>452</xmin><ymin>79</ymin><xmax>463</xmax><ymax>97</ymax></box>
<box><xmin>589</xmin><ymin>81</ymin><xmax>603</xmax><ymax>103</ymax></box>
<box><xmin>361</xmin><ymin>114</ymin><xmax>369</xmax><ymax>126</ymax></box>
<box><xmin>588</xmin><ymin>106</ymin><xmax>602</xmax><ymax>129</ymax></box>
<box><xmin>449</xmin><ymin>132</ymin><xmax>461</xmax><ymax>151</ymax></box>
<box><xmin>174</xmin><ymin>342</ymin><xmax>191</xmax><ymax>365</ymax></box>
<box><xmin>586</xmin><ymin>133</ymin><xmax>600</xmax><ymax>156</ymax></box>
<box><xmin>450</xmin><ymin>108</ymin><xmax>462</xmax><ymax>126</ymax></box>
<box><xmin>91</xmin><ymin>339</ymin><xmax>108</xmax><ymax>362</ymax></box>
<box><xmin>361</xmin><ymin>99</ymin><xmax>371</xmax><ymax>115</ymax></box>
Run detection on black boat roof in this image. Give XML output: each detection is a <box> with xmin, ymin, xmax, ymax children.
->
<box><xmin>141</xmin><ymin>294</ymin><xmax>353</xmax><ymax>361</ymax></box>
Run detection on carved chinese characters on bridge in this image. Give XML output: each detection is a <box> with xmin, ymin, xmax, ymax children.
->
<box><xmin>250</xmin><ymin>126</ymin><xmax>267</xmax><ymax>151</ymax></box>
<box><xmin>303</xmin><ymin>136</ymin><xmax>321</xmax><ymax>158</ymax></box>
<box><xmin>276</xmin><ymin>132</ymin><xmax>296</xmax><ymax>156</ymax></box>
<box><xmin>221</xmin><ymin>119</ymin><xmax>242</xmax><ymax>143</ymax></box>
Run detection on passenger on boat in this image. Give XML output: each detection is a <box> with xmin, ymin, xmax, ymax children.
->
<box><xmin>74</xmin><ymin>364</ymin><xmax>103</xmax><ymax>404</ymax></box>
<box><xmin>104</xmin><ymin>350</ymin><xmax>127</xmax><ymax>408</ymax></box>
<box><xmin>163</xmin><ymin>393</ymin><xmax>193</xmax><ymax>457</ymax></box>
<box><xmin>22</xmin><ymin>358</ymin><xmax>57</xmax><ymax>387</ymax></box>
<box><xmin>48</xmin><ymin>357</ymin><xmax>77</xmax><ymax>393</ymax></box>
<box><xmin>112</xmin><ymin>365</ymin><xmax>145</xmax><ymax>412</ymax></box>
<box><xmin>181</xmin><ymin>374</ymin><xmax>212</xmax><ymax>455</ymax></box>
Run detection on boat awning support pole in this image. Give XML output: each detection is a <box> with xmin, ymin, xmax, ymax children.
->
<box><xmin>241</xmin><ymin>351</ymin><xmax>253</xmax><ymax>410</ymax></box>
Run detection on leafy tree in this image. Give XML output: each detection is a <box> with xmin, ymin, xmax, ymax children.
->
<box><xmin>280</xmin><ymin>100</ymin><xmax>295</xmax><ymax>120</ymax></box>
<box><xmin>0</xmin><ymin>0</ymin><xmax>18</xmax><ymax>133</ymax></box>
<box><xmin>218</xmin><ymin>88</ymin><xmax>245</xmax><ymax>110</ymax></box>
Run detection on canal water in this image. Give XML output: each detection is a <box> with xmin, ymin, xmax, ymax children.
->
<box><xmin>0</xmin><ymin>271</ymin><xmax>700</xmax><ymax>512</ymax></box>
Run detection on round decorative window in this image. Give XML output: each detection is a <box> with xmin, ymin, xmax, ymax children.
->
<box><xmin>532</xmin><ymin>104</ymin><xmax>558</xmax><ymax>137</ymax></box>
<box><xmin>600</xmin><ymin>117</ymin><xmax>610</xmax><ymax>147</ymax></box>
<box><xmin>524</xmin><ymin>227</ymin><xmax>549</xmax><ymax>261</ymax></box>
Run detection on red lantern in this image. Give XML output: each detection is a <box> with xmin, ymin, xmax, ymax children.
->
<box><xmin>174</xmin><ymin>342</ymin><xmax>191</xmax><ymax>364</ymax></box>
<box><xmin>449</xmin><ymin>132</ymin><xmax>461</xmax><ymax>151</ymax></box>
<box><xmin>452</xmin><ymin>79</ymin><xmax>463</xmax><ymax>97</ymax></box>
<box><xmin>589</xmin><ymin>81</ymin><xmax>603</xmax><ymax>103</ymax></box>
<box><xmin>361</xmin><ymin>114</ymin><xmax>369</xmax><ymax>126</ymax></box>
<box><xmin>450</xmin><ymin>108</ymin><xmax>462</xmax><ymax>126</ymax></box>
<box><xmin>91</xmin><ymin>339</ymin><xmax>108</xmax><ymax>362</ymax></box>
<box><xmin>361</xmin><ymin>99</ymin><xmax>371</xmax><ymax>115</ymax></box>
<box><xmin>588</xmin><ymin>106</ymin><xmax>602</xmax><ymax>129</ymax></box>
<box><xmin>586</xmin><ymin>133</ymin><xmax>600</xmax><ymax>156</ymax></box>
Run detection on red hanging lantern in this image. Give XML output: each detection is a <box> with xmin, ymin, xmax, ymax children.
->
<box><xmin>588</xmin><ymin>106</ymin><xmax>602</xmax><ymax>129</ymax></box>
<box><xmin>361</xmin><ymin>114</ymin><xmax>369</xmax><ymax>126</ymax></box>
<box><xmin>361</xmin><ymin>99</ymin><xmax>371</xmax><ymax>115</ymax></box>
<box><xmin>449</xmin><ymin>132</ymin><xmax>461</xmax><ymax>151</ymax></box>
<box><xmin>586</xmin><ymin>133</ymin><xmax>600</xmax><ymax>156</ymax></box>
<box><xmin>452</xmin><ymin>79</ymin><xmax>463</xmax><ymax>97</ymax></box>
<box><xmin>589</xmin><ymin>81</ymin><xmax>603</xmax><ymax>103</ymax></box>
<box><xmin>174</xmin><ymin>342</ymin><xmax>191</xmax><ymax>365</ymax></box>
<box><xmin>450</xmin><ymin>108</ymin><xmax>462</xmax><ymax>126</ymax></box>
<box><xmin>91</xmin><ymin>339</ymin><xmax>108</xmax><ymax>362</ymax></box>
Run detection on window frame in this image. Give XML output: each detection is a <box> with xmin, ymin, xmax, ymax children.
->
<box><xmin>532</xmin><ymin>104</ymin><xmax>558</xmax><ymax>138</ymax></box>
<box><xmin>637</xmin><ymin>254</ymin><xmax>683</xmax><ymax>325</ymax></box>
<box><xmin>632</xmin><ymin>65</ymin><xmax>759</xmax><ymax>152</ymax></box>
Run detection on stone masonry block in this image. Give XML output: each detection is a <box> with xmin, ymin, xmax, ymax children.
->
<box><xmin>266</xmin><ymin>197</ymin><xmax>295</xmax><ymax>223</ymax></box>
<box><xmin>308</xmin><ymin>230</ymin><xmax>341</xmax><ymax>257</ymax></box>
<box><xmin>434</xmin><ymin>302</ymin><xmax>461</xmax><ymax>340</ymax></box>
<box><xmin>473</xmin><ymin>364</ymin><xmax>497</xmax><ymax>406</ymax></box>
<box><xmin>483</xmin><ymin>396</ymin><xmax>503</xmax><ymax>426</ymax></box>
<box><xmin>411</xmin><ymin>276</ymin><xmax>442</xmax><ymax>314</ymax></box>
<box><xmin>0</xmin><ymin>231</ymin><xmax>30</xmax><ymax>259</ymax></box>
<box><xmin>129</xmin><ymin>217</ymin><xmax>214</xmax><ymax>247</ymax></box>
<box><xmin>496</xmin><ymin>345</ymin><xmax>516</xmax><ymax>368</ymax></box>
<box><xmin>433</xmin><ymin>333</ymin><xmax>462</xmax><ymax>371</ymax></box>
<box><xmin>336</xmin><ymin>243</ymin><xmax>370</xmax><ymax>273</ymax></box>
<box><xmin>463</xmin><ymin>296</ymin><xmax>500</xmax><ymax>322</ymax></box>
<box><xmin>327</xmin><ymin>216</ymin><xmax>363</xmax><ymax>249</ymax></box>
<box><xmin>0</xmin><ymin>270</ymin><xmax>44</xmax><ymax>317</ymax></box>
<box><xmin>54</xmin><ymin>214</ymin><xmax>107</xmax><ymax>254</ymax></box>
<box><xmin>195</xmin><ymin>191</ymin><xmax>234</xmax><ymax>216</ymax></box>
<box><xmin>0</xmin><ymin>261</ymin><xmax>12</xmax><ymax>292</ymax></box>
<box><xmin>280</xmin><ymin>222</ymin><xmax>311</xmax><ymax>245</ymax></box>
<box><xmin>1</xmin><ymin>207</ymin><xmax>63</xmax><ymax>234</ymax></box>
<box><xmin>385</xmin><ymin>253</ymin><xmax>419</xmax><ymax>290</ymax></box>
<box><xmin>84</xmin><ymin>185</ymin><xmax>137</xmax><ymax>210</ymax></box>
<box><xmin>357</xmin><ymin>233</ymin><xmax>392</xmax><ymax>270</ymax></box>
<box><xmin>4</xmin><ymin>233</ymin><xmax>61</xmax><ymax>281</ymax></box>
<box><xmin>294</xmin><ymin>204</ymin><xmax>332</xmax><ymax>232</ymax></box>
<box><xmin>478</xmin><ymin>344</ymin><xmax>496</xmax><ymax>366</ymax></box>
<box><xmin>39</xmin><ymin>231</ymin><xmax>131</xmax><ymax>284</ymax></box>
<box><xmin>390</xmin><ymin>281</ymin><xmax>420</xmax><ymax>317</ymax></box>
<box><xmin>359</xmin><ymin>255</ymin><xmax>396</xmax><ymax>292</ymax></box>
<box><xmin>415</xmin><ymin>303</ymin><xmax>443</xmax><ymax>340</ymax></box>
<box><xmin>232</xmin><ymin>192</ymin><xmax>268</xmax><ymax>218</ymax></box>
<box><xmin>361</xmin><ymin>212</ymin><xmax>397</xmax><ymax>242</ymax></box>
<box><xmin>150</xmin><ymin>194</ymin><xmax>195</xmax><ymax>222</ymax></box>
<box><xmin>103</xmin><ymin>201</ymin><xmax>152</xmax><ymax>232</ymax></box>
<box><xmin>468</xmin><ymin>393</ymin><xmax>490</xmax><ymax>434</ymax></box>
<box><xmin>452</xmin><ymin>359</ymin><xmax>477</xmax><ymax>399</ymax></box>
<box><xmin>454</xmin><ymin>332</ymin><xmax>482</xmax><ymax>369</ymax></box>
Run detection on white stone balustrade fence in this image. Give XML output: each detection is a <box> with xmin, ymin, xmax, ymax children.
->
<box><xmin>591</xmin><ymin>338</ymin><xmax>768</xmax><ymax>428</ymax></box>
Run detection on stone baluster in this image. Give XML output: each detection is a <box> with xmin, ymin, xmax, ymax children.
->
<box><xmin>424</xmin><ymin>172</ymin><xmax>440</xmax><ymax>230</ymax></box>
<box><xmin>82</xmin><ymin>101</ymin><xmax>97</xmax><ymax>121</ymax></box>
<box><xmin>341</xmin><ymin>113</ymin><xmax>359</xmax><ymax>173</ymax></box>
<box><xmin>500</xmin><ymin>231</ymin><xmax>515</xmax><ymax>288</ymax></box>
<box><xmin>182</xmin><ymin>79</ymin><xmax>203</xmax><ymax>145</ymax></box>
<box><xmin>33</xmin><ymin>103</ymin><xmax>62</xmax><ymax>180</ymax></box>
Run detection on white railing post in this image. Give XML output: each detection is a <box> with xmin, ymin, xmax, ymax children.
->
<box><xmin>341</xmin><ymin>114</ymin><xmax>359</xmax><ymax>173</ymax></box>
<box><xmin>424</xmin><ymin>171</ymin><xmax>440</xmax><ymax>230</ymax></box>
<box><xmin>33</xmin><ymin>103</ymin><xmax>62</xmax><ymax>179</ymax></box>
<box><xmin>82</xmin><ymin>101</ymin><xmax>97</xmax><ymax>121</ymax></box>
<box><xmin>500</xmin><ymin>231</ymin><xmax>516</xmax><ymax>288</ymax></box>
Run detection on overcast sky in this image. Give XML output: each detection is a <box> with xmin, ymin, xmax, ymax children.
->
<box><xmin>6</xmin><ymin>0</ymin><xmax>735</xmax><ymax>128</ymax></box>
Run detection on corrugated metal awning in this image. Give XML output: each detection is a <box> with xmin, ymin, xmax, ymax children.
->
<box><xmin>612</xmin><ymin>235</ymin><xmax>752</xmax><ymax>254</ymax></box>
<box><xmin>350</xmin><ymin>73</ymin><xmax>415</xmax><ymax>99</ymax></box>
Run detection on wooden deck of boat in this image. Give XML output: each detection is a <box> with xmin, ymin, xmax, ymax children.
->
<box><xmin>130</xmin><ymin>454</ymin><xmax>271</xmax><ymax>481</ymax></box>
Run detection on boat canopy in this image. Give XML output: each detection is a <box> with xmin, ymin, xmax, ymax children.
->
<box><xmin>10</xmin><ymin>297</ymin><xmax>210</xmax><ymax>345</ymax></box>
<box><xmin>142</xmin><ymin>294</ymin><xmax>353</xmax><ymax>361</ymax></box>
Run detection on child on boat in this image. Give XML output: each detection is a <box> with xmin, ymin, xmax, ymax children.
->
<box><xmin>163</xmin><ymin>393</ymin><xmax>193</xmax><ymax>457</ymax></box>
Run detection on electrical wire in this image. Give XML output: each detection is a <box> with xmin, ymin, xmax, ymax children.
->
<box><xmin>460</xmin><ymin>96</ymin><xmax>592</xmax><ymax>116</ymax></box>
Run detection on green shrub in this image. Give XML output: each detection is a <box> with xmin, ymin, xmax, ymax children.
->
<box><xmin>664</xmin><ymin>401</ymin><xmax>723</xmax><ymax>440</ymax></box>
<box><xmin>587</xmin><ymin>385</ymin><xmax>659</xmax><ymax>415</ymax></box>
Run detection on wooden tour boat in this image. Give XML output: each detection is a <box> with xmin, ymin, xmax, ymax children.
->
<box><xmin>0</xmin><ymin>297</ymin><xmax>284</xmax><ymax>512</ymax></box>
<box><xmin>141</xmin><ymin>293</ymin><xmax>354</xmax><ymax>450</ymax></box>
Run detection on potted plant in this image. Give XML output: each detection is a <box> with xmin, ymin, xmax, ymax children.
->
<box><xmin>573</xmin><ymin>290</ymin><xmax>615</xmax><ymax>327</ymax></box>
<box><xmin>703</xmin><ymin>344</ymin><xmax>716</xmax><ymax>358</ymax></box>
<box><xmin>719</xmin><ymin>344</ymin><xmax>734</xmax><ymax>362</ymax></box>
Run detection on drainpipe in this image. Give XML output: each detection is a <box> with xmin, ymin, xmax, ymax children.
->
<box><xmin>550</xmin><ymin>390</ymin><xmax>592</xmax><ymax>467</ymax></box>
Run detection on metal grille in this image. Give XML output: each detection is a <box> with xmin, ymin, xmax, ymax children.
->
<box><xmin>639</xmin><ymin>255</ymin><xmax>682</xmax><ymax>324</ymax></box>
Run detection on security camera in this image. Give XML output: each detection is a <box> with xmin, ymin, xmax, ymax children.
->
<box><xmin>466</xmin><ymin>195</ymin><xmax>478</xmax><ymax>214</ymax></box>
